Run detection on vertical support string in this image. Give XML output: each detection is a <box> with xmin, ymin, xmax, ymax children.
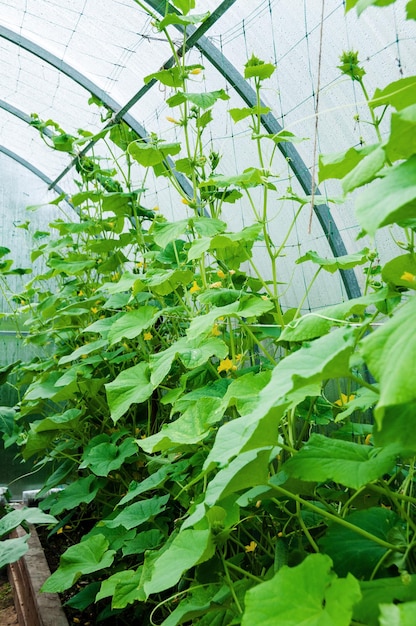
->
<box><xmin>308</xmin><ymin>0</ymin><xmax>326</xmax><ymax>234</ymax></box>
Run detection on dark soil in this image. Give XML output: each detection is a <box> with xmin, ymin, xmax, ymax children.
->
<box><xmin>0</xmin><ymin>570</ymin><xmax>18</xmax><ymax>625</ymax></box>
<box><xmin>36</xmin><ymin>526</ymin><xmax>98</xmax><ymax>626</ymax></box>
<box><xmin>36</xmin><ymin>526</ymin><xmax>138</xmax><ymax>626</ymax></box>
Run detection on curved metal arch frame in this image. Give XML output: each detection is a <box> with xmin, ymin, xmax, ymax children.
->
<box><xmin>144</xmin><ymin>0</ymin><xmax>361</xmax><ymax>299</ymax></box>
<box><xmin>0</xmin><ymin>145</ymin><xmax>69</xmax><ymax>202</ymax></box>
<box><xmin>0</xmin><ymin>23</ymin><xmax>195</xmax><ymax>201</ymax></box>
<box><xmin>0</xmin><ymin>103</ymin><xmax>77</xmax><ymax>214</ymax></box>
<box><xmin>0</xmin><ymin>1</ymin><xmax>360</xmax><ymax>298</ymax></box>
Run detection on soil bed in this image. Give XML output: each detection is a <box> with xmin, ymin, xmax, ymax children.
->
<box><xmin>0</xmin><ymin>570</ymin><xmax>18</xmax><ymax>626</ymax></box>
<box><xmin>36</xmin><ymin>526</ymin><xmax>138</xmax><ymax>625</ymax></box>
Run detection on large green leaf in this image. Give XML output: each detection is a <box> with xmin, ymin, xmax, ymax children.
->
<box><xmin>244</xmin><ymin>59</ymin><xmax>276</xmax><ymax>81</ymax></box>
<box><xmin>0</xmin><ymin>535</ymin><xmax>30</xmax><ymax>569</ymax></box>
<box><xmin>191</xmin><ymin>217</ymin><xmax>226</xmax><ymax>237</ymax></box>
<box><xmin>48</xmin><ymin>257</ymin><xmax>96</xmax><ymax>274</ymax></box>
<box><xmin>101</xmin><ymin>192</ymin><xmax>135</xmax><ymax>216</ymax></box>
<box><xmin>189</xmin><ymin>223</ymin><xmax>262</xmax><ymax>268</ymax></box>
<box><xmin>167</xmin><ymin>89</ymin><xmax>229</xmax><ymax>110</ymax></box>
<box><xmin>0</xmin><ymin>507</ymin><xmax>56</xmax><ymax>538</ymax></box>
<box><xmin>355</xmin><ymin>156</ymin><xmax>416</xmax><ymax>236</ymax></box>
<box><xmin>24</xmin><ymin>371</ymin><xmax>62</xmax><ymax>400</ymax></box>
<box><xmin>152</xmin><ymin>219</ymin><xmax>189</xmax><ymax>248</ymax></box>
<box><xmin>281</xmin><ymin>434</ymin><xmax>398</xmax><ymax>490</ymax></box>
<box><xmin>138</xmin><ymin>396</ymin><xmax>224</xmax><ymax>453</ymax></box>
<box><xmin>385</xmin><ymin>104</ymin><xmax>416</xmax><ymax>161</ymax></box>
<box><xmin>319</xmin><ymin>145</ymin><xmax>377</xmax><ymax>182</ymax></box>
<box><xmin>150</xmin><ymin>336</ymin><xmax>228</xmax><ymax>387</ymax></box>
<box><xmin>143</xmin><ymin>528</ymin><xmax>214</xmax><ymax>597</ymax></box>
<box><xmin>122</xmin><ymin>529</ymin><xmax>164</xmax><ymax>556</ymax></box>
<box><xmin>407</xmin><ymin>0</ymin><xmax>416</xmax><ymax>19</ymax></box>
<box><xmin>34</xmin><ymin>408</ymin><xmax>82</xmax><ymax>433</ymax></box>
<box><xmin>99</xmin><ymin>271</ymin><xmax>138</xmax><ymax>294</ymax></box>
<box><xmin>229</xmin><ymin>105</ymin><xmax>271</xmax><ymax>122</ymax></box>
<box><xmin>360</xmin><ymin>297</ymin><xmax>416</xmax><ymax>421</ymax></box>
<box><xmin>187</xmin><ymin>296</ymin><xmax>272</xmax><ymax>340</ymax></box>
<box><xmin>204</xmin><ymin>328</ymin><xmax>355</xmax><ymax>470</ymax></box>
<box><xmin>280</xmin><ymin>289</ymin><xmax>390</xmax><ymax>341</ymax></box>
<box><xmin>204</xmin><ymin>447</ymin><xmax>273</xmax><ymax>506</ymax></box>
<box><xmin>187</xmin><ymin>236</ymin><xmax>211</xmax><ymax>261</ymax></box>
<box><xmin>97</xmin><ymin>569</ymin><xmax>145</xmax><ymax>608</ymax></box>
<box><xmin>379</xmin><ymin>602</ymin><xmax>416</xmax><ymax>626</ymax></box>
<box><xmin>222</xmin><ymin>370</ymin><xmax>272</xmax><ymax>414</ymax></box>
<box><xmin>144</xmin><ymin>67</ymin><xmax>185</xmax><ymax>88</ymax></box>
<box><xmin>342</xmin><ymin>146</ymin><xmax>386</xmax><ymax>193</ymax></box>
<box><xmin>128</xmin><ymin>141</ymin><xmax>181</xmax><ymax>167</ymax></box>
<box><xmin>296</xmin><ymin>248</ymin><xmax>369</xmax><ymax>273</ymax></box>
<box><xmin>80</xmin><ymin>437</ymin><xmax>137</xmax><ymax>476</ymax></box>
<box><xmin>319</xmin><ymin>508</ymin><xmax>404</xmax><ymax>578</ymax></box>
<box><xmin>354</xmin><ymin>576</ymin><xmax>416</xmax><ymax>626</ymax></box>
<box><xmin>118</xmin><ymin>460</ymin><xmax>188</xmax><ymax>506</ymax></box>
<box><xmin>161</xmin><ymin>583</ymin><xmax>242</xmax><ymax>626</ymax></box>
<box><xmin>41</xmin><ymin>534</ymin><xmax>116</xmax><ymax>593</ymax></box>
<box><xmin>82</xmin><ymin>525</ymin><xmax>136</xmax><ymax>552</ymax></box>
<box><xmin>105</xmin><ymin>361</ymin><xmax>154</xmax><ymax>423</ymax></box>
<box><xmin>22</xmin><ymin>429</ymin><xmax>55</xmax><ymax>460</ymax></box>
<box><xmin>107</xmin><ymin>306</ymin><xmax>160</xmax><ymax>345</ymax></box>
<box><xmin>58</xmin><ymin>339</ymin><xmax>108</xmax><ymax>364</ymax></box>
<box><xmin>172</xmin><ymin>0</ymin><xmax>195</xmax><ymax>15</ymax></box>
<box><xmin>371</xmin><ymin>76</ymin><xmax>416</xmax><ymax>110</ymax></box>
<box><xmin>382</xmin><ymin>253</ymin><xmax>416</xmax><ymax>290</ymax></box>
<box><xmin>373</xmin><ymin>402</ymin><xmax>416</xmax><ymax>452</ymax></box>
<box><xmin>118</xmin><ymin>465</ymin><xmax>175</xmax><ymax>506</ymax></box>
<box><xmin>40</xmin><ymin>475</ymin><xmax>105</xmax><ymax>515</ymax></box>
<box><xmin>104</xmin><ymin>495</ymin><xmax>169</xmax><ymax>529</ymax></box>
<box><xmin>199</xmin><ymin>168</ymin><xmax>270</xmax><ymax>189</ymax></box>
<box><xmin>144</xmin><ymin>268</ymin><xmax>194</xmax><ymax>295</ymax></box>
<box><xmin>242</xmin><ymin>553</ymin><xmax>361</xmax><ymax>626</ymax></box>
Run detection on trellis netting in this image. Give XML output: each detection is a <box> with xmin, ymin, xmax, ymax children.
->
<box><xmin>1</xmin><ymin>0</ymin><xmax>413</xmax><ymax>315</ymax></box>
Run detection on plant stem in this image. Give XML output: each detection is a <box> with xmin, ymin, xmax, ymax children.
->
<box><xmin>270</xmin><ymin>487</ymin><xmax>406</xmax><ymax>553</ymax></box>
<box><xmin>296</xmin><ymin>501</ymin><xmax>320</xmax><ymax>553</ymax></box>
<box><xmin>225</xmin><ymin>560</ymin><xmax>263</xmax><ymax>583</ymax></box>
<box><xmin>220</xmin><ymin>552</ymin><xmax>243</xmax><ymax>614</ymax></box>
<box><xmin>240</xmin><ymin>321</ymin><xmax>277</xmax><ymax>365</ymax></box>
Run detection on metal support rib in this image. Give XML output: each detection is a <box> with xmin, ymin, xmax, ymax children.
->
<box><xmin>144</xmin><ymin>1</ymin><xmax>360</xmax><ymax>299</ymax></box>
<box><xmin>0</xmin><ymin>23</ymin><xmax>194</xmax><ymax>200</ymax></box>
<box><xmin>0</xmin><ymin>145</ymin><xmax>68</xmax><ymax>200</ymax></box>
<box><xmin>42</xmin><ymin>1</ymin><xmax>235</xmax><ymax>193</ymax></box>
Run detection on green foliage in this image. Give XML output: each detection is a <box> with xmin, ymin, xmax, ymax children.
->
<box><xmin>355</xmin><ymin>156</ymin><xmax>416</xmax><ymax>236</ymax></box>
<box><xmin>1</xmin><ymin>1</ymin><xmax>416</xmax><ymax>623</ymax></box>
<box><xmin>41</xmin><ymin>534</ymin><xmax>116</xmax><ymax>593</ymax></box>
<box><xmin>354</xmin><ymin>575</ymin><xmax>416</xmax><ymax>625</ymax></box>
<box><xmin>320</xmin><ymin>508</ymin><xmax>405</xmax><ymax>579</ymax></box>
<box><xmin>0</xmin><ymin>535</ymin><xmax>30</xmax><ymax>569</ymax></box>
<box><xmin>282</xmin><ymin>434</ymin><xmax>398</xmax><ymax>490</ymax></box>
<box><xmin>242</xmin><ymin>554</ymin><xmax>361</xmax><ymax>625</ymax></box>
<box><xmin>0</xmin><ymin>507</ymin><xmax>56</xmax><ymax>568</ymax></box>
<box><xmin>346</xmin><ymin>0</ymin><xmax>396</xmax><ymax>15</ymax></box>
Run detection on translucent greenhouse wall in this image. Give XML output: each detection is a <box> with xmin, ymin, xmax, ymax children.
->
<box><xmin>0</xmin><ymin>156</ymin><xmax>64</xmax><ymax>497</ymax></box>
<box><xmin>0</xmin><ymin>1</ymin><xmax>412</xmax><ymax>302</ymax></box>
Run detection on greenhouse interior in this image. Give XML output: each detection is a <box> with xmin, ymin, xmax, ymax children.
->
<box><xmin>0</xmin><ymin>0</ymin><xmax>416</xmax><ymax>623</ymax></box>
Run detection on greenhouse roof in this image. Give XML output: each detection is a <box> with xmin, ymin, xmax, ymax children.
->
<box><xmin>0</xmin><ymin>0</ymin><xmax>415</xmax><ymax>310</ymax></box>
